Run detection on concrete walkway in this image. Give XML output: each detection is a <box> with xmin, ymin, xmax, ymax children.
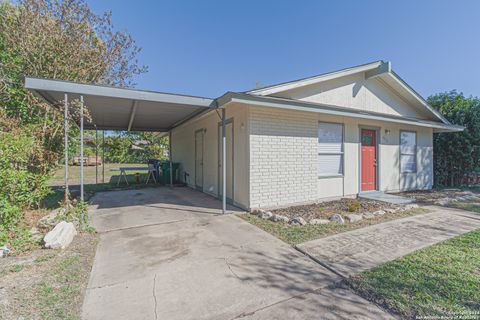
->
<box><xmin>297</xmin><ymin>205</ymin><xmax>480</xmax><ymax>278</ymax></box>
<box><xmin>83</xmin><ymin>187</ymin><xmax>390</xmax><ymax>320</ymax></box>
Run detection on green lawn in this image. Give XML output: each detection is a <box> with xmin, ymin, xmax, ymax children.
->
<box><xmin>43</xmin><ymin>163</ymin><xmax>158</xmax><ymax>209</ymax></box>
<box><xmin>239</xmin><ymin>208</ymin><xmax>428</xmax><ymax>245</ymax></box>
<box><xmin>49</xmin><ymin>163</ymin><xmax>148</xmax><ymax>186</ymax></box>
<box><xmin>452</xmin><ymin>200</ymin><xmax>480</xmax><ymax>213</ymax></box>
<box><xmin>349</xmin><ymin>229</ymin><xmax>480</xmax><ymax>319</ymax></box>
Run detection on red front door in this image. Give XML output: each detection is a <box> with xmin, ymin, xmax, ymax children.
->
<box><xmin>361</xmin><ymin>129</ymin><xmax>377</xmax><ymax>192</ymax></box>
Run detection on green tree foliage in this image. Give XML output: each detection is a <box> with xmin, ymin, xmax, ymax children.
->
<box><xmin>0</xmin><ymin>0</ymin><xmax>146</xmax><ymax>231</ymax></box>
<box><xmin>429</xmin><ymin>91</ymin><xmax>480</xmax><ymax>186</ymax></box>
<box><xmin>102</xmin><ymin>131</ymin><xmax>169</xmax><ymax>163</ymax></box>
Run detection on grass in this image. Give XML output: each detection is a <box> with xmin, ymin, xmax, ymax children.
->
<box><xmin>240</xmin><ymin>208</ymin><xmax>428</xmax><ymax>245</ymax></box>
<box><xmin>349</xmin><ymin>229</ymin><xmax>480</xmax><ymax>319</ymax></box>
<box><xmin>43</xmin><ymin>163</ymin><xmax>161</xmax><ymax>210</ymax></box>
<box><xmin>0</xmin><ymin>233</ymin><xmax>98</xmax><ymax>320</ymax></box>
<box><xmin>48</xmin><ymin>163</ymin><xmax>149</xmax><ymax>186</ymax></box>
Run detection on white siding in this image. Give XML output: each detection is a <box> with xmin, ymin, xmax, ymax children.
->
<box><xmin>248</xmin><ymin>105</ymin><xmax>433</xmax><ymax>209</ymax></box>
<box><xmin>273</xmin><ymin>73</ymin><xmax>436</xmax><ymax>121</ymax></box>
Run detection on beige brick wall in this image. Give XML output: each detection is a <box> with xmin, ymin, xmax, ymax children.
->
<box><xmin>249</xmin><ymin>106</ymin><xmax>318</xmax><ymax>208</ymax></box>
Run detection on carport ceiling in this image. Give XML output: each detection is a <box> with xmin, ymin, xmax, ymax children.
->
<box><xmin>24</xmin><ymin>77</ymin><xmax>215</xmax><ymax>132</ymax></box>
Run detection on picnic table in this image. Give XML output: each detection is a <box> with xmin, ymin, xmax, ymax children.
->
<box><xmin>112</xmin><ymin>166</ymin><xmax>157</xmax><ymax>185</ymax></box>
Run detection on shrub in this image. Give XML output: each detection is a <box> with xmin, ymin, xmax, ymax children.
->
<box><xmin>347</xmin><ymin>200</ymin><xmax>361</xmax><ymax>212</ymax></box>
<box><xmin>0</xmin><ymin>199</ymin><xmax>22</xmax><ymax>228</ymax></box>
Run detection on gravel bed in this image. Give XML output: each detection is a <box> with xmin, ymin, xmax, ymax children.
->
<box><xmin>271</xmin><ymin>198</ymin><xmax>399</xmax><ymax>221</ymax></box>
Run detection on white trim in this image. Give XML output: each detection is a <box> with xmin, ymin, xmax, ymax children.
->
<box><xmin>219</xmin><ymin>93</ymin><xmax>464</xmax><ymax>132</ymax></box>
<box><xmin>25</xmin><ymin>77</ymin><xmax>214</xmax><ymax>107</ymax></box>
<box><xmin>248</xmin><ymin>61</ymin><xmax>384</xmax><ymax>96</ymax></box>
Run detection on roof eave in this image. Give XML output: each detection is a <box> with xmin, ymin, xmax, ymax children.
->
<box><xmin>219</xmin><ymin>92</ymin><xmax>464</xmax><ymax>132</ymax></box>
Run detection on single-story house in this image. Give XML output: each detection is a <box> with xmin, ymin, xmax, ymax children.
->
<box><xmin>25</xmin><ymin>61</ymin><xmax>463</xmax><ymax>211</ymax></box>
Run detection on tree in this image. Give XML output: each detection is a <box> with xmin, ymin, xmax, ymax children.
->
<box><xmin>429</xmin><ymin>91</ymin><xmax>480</xmax><ymax>186</ymax></box>
<box><xmin>0</xmin><ymin>0</ymin><xmax>147</xmax><ymax>222</ymax></box>
<box><xmin>0</xmin><ymin>0</ymin><xmax>147</xmax><ymax>174</ymax></box>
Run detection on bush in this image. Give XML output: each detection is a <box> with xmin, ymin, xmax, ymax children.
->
<box><xmin>0</xmin><ymin>129</ymin><xmax>51</xmax><ymax>230</ymax></box>
<box><xmin>347</xmin><ymin>200</ymin><xmax>361</xmax><ymax>212</ymax></box>
<box><xmin>0</xmin><ymin>199</ymin><xmax>22</xmax><ymax>228</ymax></box>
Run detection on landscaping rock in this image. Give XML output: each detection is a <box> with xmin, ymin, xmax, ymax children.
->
<box><xmin>0</xmin><ymin>246</ymin><xmax>10</xmax><ymax>258</ymax></box>
<box><xmin>373</xmin><ymin>210</ymin><xmax>385</xmax><ymax>216</ymax></box>
<box><xmin>404</xmin><ymin>204</ymin><xmax>419</xmax><ymax>210</ymax></box>
<box><xmin>38</xmin><ymin>208</ymin><xmax>63</xmax><ymax>229</ymax></box>
<box><xmin>434</xmin><ymin>198</ymin><xmax>451</xmax><ymax>206</ymax></box>
<box><xmin>260</xmin><ymin>211</ymin><xmax>273</xmax><ymax>220</ymax></box>
<box><xmin>289</xmin><ymin>217</ymin><xmax>307</xmax><ymax>226</ymax></box>
<box><xmin>345</xmin><ymin>214</ymin><xmax>362</xmax><ymax>223</ymax></box>
<box><xmin>329</xmin><ymin>214</ymin><xmax>345</xmax><ymax>224</ymax></box>
<box><xmin>270</xmin><ymin>214</ymin><xmax>289</xmax><ymax>223</ymax></box>
<box><xmin>362</xmin><ymin>212</ymin><xmax>375</xmax><ymax>219</ymax></box>
<box><xmin>309</xmin><ymin>218</ymin><xmax>330</xmax><ymax>225</ymax></box>
<box><xmin>456</xmin><ymin>195</ymin><xmax>474</xmax><ymax>201</ymax></box>
<box><xmin>384</xmin><ymin>208</ymin><xmax>396</xmax><ymax>214</ymax></box>
<box><xmin>250</xmin><ymin>208</ymin><xmax>265</xmax><ymax>216</ymax></box>
<box><xmin>43</xmin><ymin>221</ymin><xmax>77</xmax><ymax>249</ymax></box>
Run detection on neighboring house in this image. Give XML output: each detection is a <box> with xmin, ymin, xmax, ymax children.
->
<box><xmin>171</xmin><ymin>61</ymin><xmax>462</xmax><ymax>210</ymax></box>
<box><xmin>24</xmin><ymin>61</ymin><xmax>463</xmax><ymax>211</ymax></box>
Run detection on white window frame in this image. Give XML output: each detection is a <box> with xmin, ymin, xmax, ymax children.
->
<box><xmin>400</xmin><ymin>130</ymin><xmax>417</xmax><ymax>173</ymax></box>
<box><xmin>318</xmin><ymin>121</ymin><xmax>344</xmax><ymax>178</ymax></box>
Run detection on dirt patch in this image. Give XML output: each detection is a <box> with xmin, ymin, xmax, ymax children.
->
<box><xmin>23</xmin><ymin>209</ymin><xmax>50</xmax><ymax>227</ymax></box>
<box><xmin>0</xmin><ymin>232</ymin><xmax>98</xmax><ymax>319</ymax></box>
<box><xmin>271</xmin><ymin>198</ymin><xmax>399</xmax><ymax>221</ymax></box>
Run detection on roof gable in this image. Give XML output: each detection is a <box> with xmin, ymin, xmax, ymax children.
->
<box><xmin>247</xmin><ymin>61</ymin><xmax>449</xmax><ymax>124</ymax></box>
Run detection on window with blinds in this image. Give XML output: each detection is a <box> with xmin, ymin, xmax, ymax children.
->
<box><xmin>400</xmin><ymin>131</ymin><xmax>416</xmax><ymax>173</ymax></box>
<box><xmin>318</xmin><ymin>122</ymin><xmax>344</xmax><ymax>176</ymax></box>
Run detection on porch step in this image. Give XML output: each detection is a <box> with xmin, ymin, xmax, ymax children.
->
<box><xmin>358</xmin><ymin>191</ymin><xmax>415</xmax><ymax>205</ymax></box>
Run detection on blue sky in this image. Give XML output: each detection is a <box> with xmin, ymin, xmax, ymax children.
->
<box><xmin>90</xmin><ymin>0</ymin><xmax>480</xmax><ymax>99</ymax></box>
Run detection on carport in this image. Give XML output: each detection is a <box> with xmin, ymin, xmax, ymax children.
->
<box><xmin>24</xmin><ymin>77</ymin><xmax>230</xmax><ymax>215</ymax></box>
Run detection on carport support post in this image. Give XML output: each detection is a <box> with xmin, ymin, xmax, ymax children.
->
<box><xmin>80</xmin><ymin>95</ymin><xmax>85</xmax><ymax>228</ymax></box>
<box><xmin>169</xmin><ymin>130</ymin><xmax>173</xmax><ymax>187</ymax></box>
<box><xmin>95</xmin><ymin>127</ymin><xmax>98</xmax><ymax>184</ymax></box>
<box><xmin>222</xmin><ymin>108</ymin><xmax>226</xmax><ymax>214</ymax></box>
<box><xmin>64</xmin><ymin>93</ymin><xmax>69</xmax><ymax>205</ymax></box>
<box><xmin>102</xmin><ymin>130</ymin><xmax>105</xmax><ymax>183</ymax></box>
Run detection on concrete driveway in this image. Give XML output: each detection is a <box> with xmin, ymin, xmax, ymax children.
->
<box><xmin>83</xmin><ymin>187</ymin><xmax>389</xmax><ymax>320</ymax></box>
<box><xmin>297</xmin><ymin>205</ymin><xmax>480</xmax><ymax>278</ymax></box>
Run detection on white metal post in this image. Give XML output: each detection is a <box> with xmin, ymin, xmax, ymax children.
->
<box><xmin>102</xmin><ymin>130</ymin><xmax>105</xmax><ymax>183</ymax></box>
<box><xmin>64</xmin><ymin>93</ymin><xmax>69</xmax><ymax>204</ymax></box>
<box><xmin>169</xmin><ymin>130</ymin><xmax>173</xmax><ymax>187</ymax></box>
<box><xmin>80</xmin><ymin>95</ymin><xmax>85</xmax><ymax>227</ymax></box>
<box><xmin>80</xmin><ymin>95</ymin><xmax>84</xmax><ymax>202</ymax></box>
<box><xmin>95</xmin><ymin>127</ymin><xmax>98</xmax><ymax>184</ymax></box>
<box><xmin>222</xmin><ymin>108</ymin><xmax>226</xmax><ymax>214</ymax></box>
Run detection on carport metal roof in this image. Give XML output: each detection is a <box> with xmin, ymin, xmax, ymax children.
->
<box><xmin>24</xmin><ymin>77</ymin><xmax>216</xmax><ymax>131</ymax></box>
<box><xmin>24</xmin><ymin>76</ymin><xmax>229</xmax><ymax>215</ymax></box>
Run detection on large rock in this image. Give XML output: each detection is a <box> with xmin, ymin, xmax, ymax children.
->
<box><xmin>43</xmin><ymin>221</ymin><xmax>77</xmax><ymax>249</ymax></box>
<box><xmin>289</xmin><ymin>217</ymin><xmax>307</xmax><ymax>226</ymax></box>
<box><xmin>260</xmin><ymin>211</ymin><xmax>273</xmax><ymax>220</ymax></box>
<box><xmin>329</xmin><ymin>214</ymin><xmax>345</xmax><ymax>224</ymax></box>
<box><xmin>270</xmin><ymin>214</ymin><xmax>289</xmax><ymax>223</ymax></box>
<box><xmin>309</xmin><ymin>219</ymin><xmax>330</xmax><ymax>225</ymax></box>
<box><xmin>373</xmin><ymin>210</ymin><xmax>385</xmax><ymax>216</ymax></box>
<box><xmin>38</xmin><ymin>208</ymin><xmax>64</xmax><ymax>229</ymax></box>
<box><xmin>362</xmin><ymin>212</ymin><xmax>375</xmax><ymax>219</ymax></box>
<box><xmin>345</xmin><ymin>214</ymin><xmax>362</xmax><ymax>223</ymax></box>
